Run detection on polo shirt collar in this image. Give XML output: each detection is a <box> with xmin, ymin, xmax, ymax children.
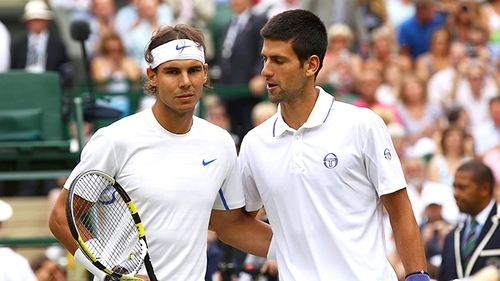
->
<box><xmin>273</xmin><ymin>86</ymin><xmax>335</xmax><ymax>137</ymax></box>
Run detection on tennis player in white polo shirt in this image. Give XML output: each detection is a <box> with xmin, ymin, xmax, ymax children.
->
<box><xmin>49</xmin><ymin>24</ymin><xmax>272</xmax><ymax>281</ymax></box>
<box><xmin>238</xmin><ymin>10</ymin><xmax>430</xmax><ymax>281</ymax></box>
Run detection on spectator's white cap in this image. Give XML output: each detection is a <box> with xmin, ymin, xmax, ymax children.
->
<box><xmin>23</xmin><ymin>0</ymin><xmax>54</xmax><ymax>22</ymax></box>
<box><xmin>0</xmin><ymin>199</ymin><xmax>13</xmax><ymax>222</ymax></box>
<box><xmin>422</xmin><ymin>186</ymin><xmax>445</xmax><ymax>207</ymax></box>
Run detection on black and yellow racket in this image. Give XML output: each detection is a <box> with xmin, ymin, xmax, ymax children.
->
<box><xmin>66</xmin><ymin>170</ymin><xmax>158</xmax><ymax>281</ymax></box>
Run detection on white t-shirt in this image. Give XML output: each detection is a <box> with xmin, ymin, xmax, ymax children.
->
<box><xmin>455</xmin><ymin>81</ymin><xmax>498</xmax><ymax>127</ymax></box>
<box><xmin>0</xmin><ymin>247</ymin><xmax>38</xmax><ymax>281</ymax></box>
<box><xmin>65</xmin><ymin>108</ymin><xmax>244</xmax><ymax>280</ymax></box>
<box><xmin>239</xmin><ymin>87</ymin><xmax>406</xmax><ymax>280</ymax></box>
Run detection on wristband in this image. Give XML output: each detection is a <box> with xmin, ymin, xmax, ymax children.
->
<box><xmin>405</xmin><ymin>271</ymin><xmax>430</xmax><ymax>281</ymax></box>
<box><xmin>74</xmin><ymin>248</ymin><xmax>107</xmax><ymax>281</ymax></box>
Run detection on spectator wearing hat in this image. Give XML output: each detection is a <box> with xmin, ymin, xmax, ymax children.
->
<box><xmin>0</xmin><ymin>199</ymin><xmax>38</xmax><ymax>280</ymax></box>
<box><xmin>10</xmin><ymin>0</ymin><xmax>73</xmax><ymax>89</ymax></box>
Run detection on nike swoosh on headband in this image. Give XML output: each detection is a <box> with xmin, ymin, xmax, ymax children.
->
<box><xmin>176</xmin><ymin>44</ymin><xmax>191</xmax><ymax>50</ymax></box>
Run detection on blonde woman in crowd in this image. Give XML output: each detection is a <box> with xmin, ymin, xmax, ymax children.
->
<box><xmin>316</xmin><ymin>23</ymin><xmax>363</xmax><ymax>99</ymax></box>
<box><xmin>415</xmin><ymin>27</ymin><xmax>453</xmax><ymax>81</ymax></box>
<box><xmin>397</xmin><ymin>73</ymin><xmax>444</xmax><ymax>154</ymax></box>
<box><xmin>427</xmin><ymin>125</ymin><xmax>473</xmax><ymax>189</ymax></box>
<box><xmin>364</xmin><ymin>26</ymin><xmax>412</xmax><ymax>74</ymax></box>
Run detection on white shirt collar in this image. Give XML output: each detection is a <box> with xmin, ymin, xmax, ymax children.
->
<box><xmin>273</xmin><ymin>86</ymin><xmax>335</xmax><ymax>137</ymax></box>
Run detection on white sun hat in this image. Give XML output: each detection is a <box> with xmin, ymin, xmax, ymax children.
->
<box><xmin>0</xmin><ymin>199</ymin><xmax>13</xmax><ymax>222</ymax></box>
<box><xmin>22</xmin><ymin>0</ymin><xmax>54</xmax><ymax>22</ymax></box>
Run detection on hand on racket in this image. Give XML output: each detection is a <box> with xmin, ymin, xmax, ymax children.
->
<box><xmin>66</xmin><ymin>170</ymin><xmax>158</xmax><ymax>281</ymax></box>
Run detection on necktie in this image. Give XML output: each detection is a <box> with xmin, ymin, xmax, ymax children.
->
<box><xmin>222</xmin><ymin>17</ymin><xmax>241</xmax><ymax>58</ymax></box>
<box><xmin>463</xmin><ymin>218</ymin><xmax>478</xmax><ymax>269</ymax></box>
<box><xmin>27</xmin><ymin>37</ymin><xmax>39</xmax><ymax>67</ymax></box>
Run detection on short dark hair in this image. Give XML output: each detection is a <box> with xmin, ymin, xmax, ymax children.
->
<box><xmin>143</xmin><ymin>24</ymin><xmax>209</xmax><ymax>95</ymax></box>
<box><xmin>457</xmin><ymin>160</ymin><xmax>495</xmax><ymax>195</ymax></box>
<box><xmin>260</xmin><ymin>9</ymin><xmax>328</xmax><ymax>77</ymax></box>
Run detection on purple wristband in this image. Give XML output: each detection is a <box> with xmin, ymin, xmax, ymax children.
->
<box><xmin>405</xmin><ymin>271</ymin><xmax>430</xmax><ymax>281</ymax></box>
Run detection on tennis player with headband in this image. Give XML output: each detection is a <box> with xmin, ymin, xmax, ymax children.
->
<box><xmin>49</xmin><ymin>24</ymin><xmax>273</xmax><ymax>281</ymax></box>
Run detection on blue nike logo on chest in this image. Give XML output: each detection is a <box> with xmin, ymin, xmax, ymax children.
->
<box><xmin>202</xmin><ymin>159</ymin><xmax>217</xmax><ymax>166</ymax></box>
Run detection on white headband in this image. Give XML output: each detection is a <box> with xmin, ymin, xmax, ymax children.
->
<box><xmin>149</xmin><ymin>39</ymin><xmax>205</xmax><ymax>69</ymax></box>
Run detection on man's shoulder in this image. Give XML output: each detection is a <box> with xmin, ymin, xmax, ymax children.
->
<box><xmin>250</xmin><ymin>13</ymin><xmax>268</xmax><ymax>26</ymax></box>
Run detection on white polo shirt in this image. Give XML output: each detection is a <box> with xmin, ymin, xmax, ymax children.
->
<box><xmin>65</xmin><ymin>108</ymin><xmax>244</xmax><ymax>281</ymax></box>
<box><xmin>239</xmin><ymin>87</ymin><xmax>406</xmax><ymax>280</ymax></box>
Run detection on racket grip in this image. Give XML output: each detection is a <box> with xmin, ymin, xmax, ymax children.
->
<box><xmin>74</xmin><ymin>248</ymin><xmax>107</xmax><ymax>281</ymax></box>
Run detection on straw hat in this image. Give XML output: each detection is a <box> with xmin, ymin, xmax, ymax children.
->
<box><xmin>0</xmin><ymin>199</ymin><xmax>13</xmax><ymax>222</ymax></box>
<box><xmin>22</xmin><ymin>0</ymin><xmax>54</xmax><ymax>22</ymax></box>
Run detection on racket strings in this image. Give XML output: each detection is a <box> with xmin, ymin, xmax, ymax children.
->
<box><xmin>71</xmin><ymin>173</ymin><xmax>145</xmax><ymax>275</ymax></box>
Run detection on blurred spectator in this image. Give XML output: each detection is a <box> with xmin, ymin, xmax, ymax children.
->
<box><xmin>427</xmin><ymin>126</ymin><xmax>473</xmax><ymax>189</ymax></box>
<box><xmin>482</xmin><ymin>147</ymin><xmax>500</xmax><ymax>199</ymax></box>
<box><xmin>316</xmin><ymin>23</ymin><xmax>363</xmax><ymax>100</ymax></box>
<box><xmin>386</xmin><ymin>0</ymin><xmax>415</xmax><ymax>36</ymax></box>
<box><xmin>31</xmin><ymin>254</ymin><xmax>66</xmax><ymax>281</ymax></box>
<box><xmin>435</xmin><ymin>0</ymin><xmax>458</xmax><ymax>20</ymax></box>
<box><xmin>80</xmin><ymin>0</ymin><xmax>117</xmax><ymax>58</ymax></box>
<box><xmin>251</xmin><ymin>101</ymin><xmax>277</xmax><ymax>127</ymax></box>
<box><xmin>388</xmin><ymin>122</ymin><xmax>407</xmax><ymax>161</ymax></box>
<box><xmin>446</xmin><ymin>105</ymin><xmax>475</xmax><ymax>157</ymax></box>
<box><xmin>397</xmin><ymin>73</ymin><xmax>444</xmax><ymax>155</ymax></box>
<box><xmin>0</xmin><ymin>199</ymin><xmax>38</xmax><ymax>281</ymax></box>
<box><xmin>479</xmin><ymin>0</ymin><xmax>500</xmax><ymax>61</ymax></box>
<box><xmin>90</xmin><ymin>33</ymin><xmax>142</xmax><ymax>116</ymax></box>
<box><xmin>299</xmin><ymin>0</ymin><xmax>370</xmax><ymax>54</ymax></box>
<box><xmin>438</xmin><ymin>160</ymin><xmax>500</xmax><ymax>280</ymax></box>
<box><xmin>398</xmin><ymin>0</ymin><xmax>445</xmax><ymax>60</ymax></box>
<box><xmin>450</xmin><ymin>60</ymin><xmax>498</xmax><ymax>127</ymax></box>
<box><xmin>11</xmin><ymin>0</ymin><xmax>74</xmax><ymax>89</ymax></box>
<box><xmin>0</xmin><ymin>21</ymin><xmax>10</xmax><ymax>72</ymax></box>
<box><xmin>115</xmin><ymin>0</ymin><xmax>174</xmax><ymax>70</ymax></box>
<box><xmin>465</xmin><ymin>25</ymin><xmax>494</xmax><ymax>69</ymax></box>
<box><xmin>263</xmin><ymin>0</ymin><xmax>300</xmax><ymax>19</ymax></box>
<box><xmin>218</xmin><ymin>0</ymin><xmax>267</xmax><ymax>142</ymax></box>
<box><xmin>363</xmin><ymin>25</ymin><xmax>412</xmax><ymax>78</ymax></box>
<box><xmin>446</xmin><ymin>0</ymin><xmax>482</xmax><ymax>43</ymax></box>
<box><xmin>373</xmin><ymin>63</ymin><xmax>404</xmax><ymax>106</ymax></box>
<box><xmin>357</xmin><ymin>0</ymin><xmax>387</xmax><ymax>33</ymax></box>
<box><xmin>404</xmin><ymin>157</ymin><xmax>460</xmax><ymax>226</ymax></box>
<box><xmin>352</xmin><ymin>69</ymin><xmax>402</xmax><ymax>125</ymax></box>
<box><xmin>165</xmin><ymin>0</ymin><xmax>216</xmax><ymax>61</ymax></box>
<box><xmin>204</xmin><ymin>98</ymin><xmax>240</xmax><ymax>147</ymax></box>
<box><xmin>472</xmin><ymin>95</ymin><xmax>500</xmax><ymax>158</ymax></box>
<box><xmin>419</xmin><ymin>187</ymin><xmax>455</xmax><ymax>279</ymax></box>
<box><xmin>428</xmin><ymin>42</ymin><xmax>469</xmax><ymax>109</ymax></box>
<box><xmin>415</xmin><ymin>27</ymin><xmax>452</xmax><ymax>81</ymax></box>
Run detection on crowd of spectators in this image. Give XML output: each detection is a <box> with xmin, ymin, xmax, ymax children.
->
<box><xmin>2</xmin><ymin>0</ymin><xmax>500</xmax><ymax>280</ymax></box>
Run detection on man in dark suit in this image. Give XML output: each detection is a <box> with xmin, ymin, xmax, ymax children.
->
<box><xmin>218</xmin><ymin>0</ymin><xmax>268</xmax><ymax>144</ymax></box>
<box><xmin>10</xmin><ymin>0</ymin><xmax>73</xmax><ymax>89</ymax></box>
<box><xmin>438</xmin><ymin>160</ymin><xmax>500</xmax><ymax>281</ymax></box>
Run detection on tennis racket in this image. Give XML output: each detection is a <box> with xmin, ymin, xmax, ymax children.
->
<box><xmin>66</xmin><ymin>170</ymin><xmax>158</xmax><ymax>281</ymax></box>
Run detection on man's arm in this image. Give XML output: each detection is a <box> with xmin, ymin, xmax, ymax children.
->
<box><xmin>381</xmin><ymin>188</ymin><xmax>428</xmax><ymax>276</ymax></box>
<box><xmin>48</xmin><ymin>188</ymin><xmax>78</xmax><ymax>254</ymax></box>
<box><xmin>209</xmin><ymin>208</ymin><xmax>272</xmax><ymax>257</ymax></box>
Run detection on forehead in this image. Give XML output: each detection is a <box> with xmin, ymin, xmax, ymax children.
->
<box><xmin>454</xmin><ymin>170</ymin><xmax>474</xmax><ymax>184</ymax></box>
<box><xmin>262</xmin><ymin>39</ymin><xmax>296</xmax><ymax>57</ymax></box>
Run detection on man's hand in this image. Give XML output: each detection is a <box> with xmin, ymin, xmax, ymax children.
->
<box><xmin>260</xmin><ymin>259</ymin><xmax>278</xmax><ymax>277</ymax></box>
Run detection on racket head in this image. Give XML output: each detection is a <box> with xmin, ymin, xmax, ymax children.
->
<box><xmin>65</xmin><ymin>170</ymin><xmax>148</xmax><ymax>280</ymax></box>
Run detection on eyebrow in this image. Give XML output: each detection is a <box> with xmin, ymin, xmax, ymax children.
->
<box><xmin>263</xmin><ymin>54</ymin><xmax>288</xmax><ymax>61</ymax></box>
<box><xmin>162</xmin><ymin>65</ymin><xmax>203</xmax><ymax>72</ymax></box>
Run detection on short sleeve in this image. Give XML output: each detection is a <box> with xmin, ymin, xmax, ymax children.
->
<box><xmin>362</xmin><ymin>116</ymin><xmax>407</xmax><ymax>196</ymax></box>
